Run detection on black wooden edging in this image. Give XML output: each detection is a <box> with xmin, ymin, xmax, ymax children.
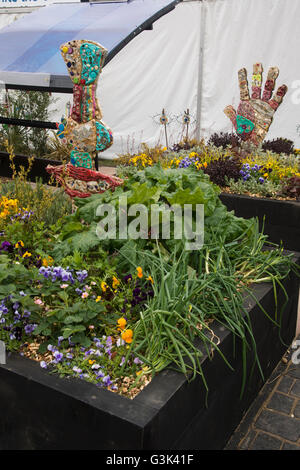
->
<box><xmin>0</xmin><ymin>252</ymin><xmax>299</xmax><ymax>450</ymax></box>
<box><xmin>220</xmin><ymin>193</ymin><xmax>300</xmax><ymax>252</ymax></box>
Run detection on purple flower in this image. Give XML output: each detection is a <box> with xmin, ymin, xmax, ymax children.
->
<box><xmin>24</xmin><ymin>324</ymin><xmax>36</xmax><ymax>335</ymax></box>
<box><xmin>102</xmin><ymin>375</ymin><xmax>113</xmax><ymax>387</ymax></box>
<box><xmin>76</xmin><ymin>270</ymin><xmax>88</xmax><ymax>283</ymax></box>
<box><xmin>40</xmin><ymin>361</ymin><xmax>47</xmax><ymax>369</ymax></box>
<box><xmin>23</xmin><ymin>309</ymin><xmax>31</xmax><ymax>318</ymax></box>
<box><xmin>72</xmin><ymin>366</ymin><xmax>82</xmax><ymax>374</ymax></box>
<box><xmin>61</xmin><ymin>270</ymin><xmax>71</xmax><ymax>282</ymax></box>
<box><xmin>134</xmin><ymin>357</ymin><xmax>143</xmax><ymax>365</ymax></box>
<box><xmin>120</xmin><ymin>356</ymin><xmax>125</xmax><ymax>366</ymax></box>
<box><xmin>66</xmin><ymin>352</ymin><xmax>73</xmax><ymax>359</ymax></box>
<box><xmin>0</xmin><ymin>241</ymin><xmax>13</xmax><ymax>252</ymax></box>
<box><xmin>84</xmin><ymin>349</ymin><xmax>94</xmax><ymax>357</ymax></box>
<box><xmin>53</xmin><ymin>351</ymin><xmax>63</xmax><ymax>363</ymax></box>
<box><xmin>133</xmin><ymin>287</ymin><xmax>141</xmax><ymax>297</ymax></box>
<box><xmin>123</xmin><ymin>274</ymin><xmax>132</xmax><ymax>283</ymax></box>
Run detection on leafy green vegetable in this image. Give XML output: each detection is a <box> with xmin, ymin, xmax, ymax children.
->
<box><xmin>53</xmin><ymin>164</ymin><xmax>253</xmax><ymax>260</ymax></box>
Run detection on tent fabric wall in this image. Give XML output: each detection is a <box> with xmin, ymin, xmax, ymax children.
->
<box><xmin>0</xmin><ymin>12</ymin><xmax>26</xmax><ymax>30</ymax></box>
<box><xmin>200</xmin><ymin>0</ymin><xmax>300</xmax><ymax>147</ymax></box>
<box><xmin>95</xmin><ymin>0</ymin><xmax>300</xmax><ymax>159</ymax></box>
<box><xmin>4</xmin><ymin>0</ymin><xmax>300</xmax><ymax>159</ymax></box>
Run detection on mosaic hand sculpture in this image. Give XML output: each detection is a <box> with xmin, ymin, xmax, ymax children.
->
<box><xmin>47</xmin><ymin>40</ymin><xmax>122</xmax><ymax>198</ymax></box>
<box><xmin>60</xmin><ymin>39</ymin><xmax>113</xmax><ymax>168</ymax></box>
<box><xmin>224</xmin><ymin>63</ymin><xmax>287</xmax><ymax>146</ymax></box>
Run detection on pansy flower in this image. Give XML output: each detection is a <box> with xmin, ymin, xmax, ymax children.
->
<box><xmin>136</xmin><ymin>267</ymin><xmax>143</xmax><ymax>278</ymax></box>
<box><xmin>117</xmin><ymin>317</ymin><xmax>127</xmax><ymax>331</ymax></box>
<box><xmin>101</xmin><ymin>281</ymin><xmax>108</xmax><ymax>292</ymax></box>
<box><xmin>112</xmin><ymin>276</ymin><xmax>120</xmax><ymax>289</ymax></box>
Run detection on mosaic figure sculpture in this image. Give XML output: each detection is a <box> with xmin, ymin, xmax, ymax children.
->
<box><xmin>224</xmin><ymin>63</ymin><xmax>287</xmax><ymax>147</ymax></box>
<box><xmin>47</xmin><ymin>39</ymin><xmax>122</xmax><ymax>198</ymax></box>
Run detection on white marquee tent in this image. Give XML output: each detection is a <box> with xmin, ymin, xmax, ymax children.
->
<box><xmin>98</xmin><ymin>0</ymin><xmax>300</xmax><ymax>158</ymax></box>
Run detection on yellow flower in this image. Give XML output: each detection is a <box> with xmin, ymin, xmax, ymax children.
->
<box><xmin>136</xmin><ymin>266</ymin><xmax>143</xmax><ymax>278</ymax></box>
<box><xmin>15</xmin><ymin>240</ymin><xmax>24</xmax><ymax>249</ymax></box>
<box><xmin>42</xmin><ymin>256</ymin><xmax>53</xmax><ymax>267</ymax></box>
<box><xmin>147</xmin><ymin>275</ymin><xmax>154</xmax><ymax>284</ymax></box>
<box><xmin>263</xmin><ymin>173</ymin><xmax>268</xmax><ymax>178</ymax></box>
<box><xmin>117</xmin><ymin>317</ymin><xmax>127</xmax><ymax>330</ymax></box>
<box><xmin>112</xmin><ymin>276</ymin><xmax>120</xmax><ymax>289</ymax></box>
<box><xmin>101</xmin><ymin>281</ymin><xmax>108</xmax><ymax>292</ymax></box>
<box><xmin>88</xmin><ymin>360</ymin><xmax>95</xmax><ymax>365</ymax></box>
<box><xmin>22</xmin><ymin>251</ymin><xmax>32</xmax><ymax>258</ymax></box>
<box><xmin>121</xmin><ymin>329</ymin><xmax>133</xmax><ymax>344</ymax></box>
<box><xmin>95</xmin><ymin>296</ymin><xmax>102</xmax><ymax>302</ymax></box>
<box><xmin>136</xmin><ymin>366</ymin><xmax>149</xmax><ymax>376</ymax></box>
<box><xmin>203</xmin><ymin>162</ymin><xmax>208</xmax><ymax>168</ymax></box>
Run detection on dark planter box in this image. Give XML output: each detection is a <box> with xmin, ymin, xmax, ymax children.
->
<box><xmin>0</xmin><ymin>254</ymin><xmax>299</xmax><ymax>450</ymax></box>
<box><xmin>220</xmin><ymin>193</ymin><xmax>300</xmax><ymax>252</ymax></box>
<box><xmin>0</xmin><ymin>151</ymin><xmax>61</xmax><ymax>185</ymax></box>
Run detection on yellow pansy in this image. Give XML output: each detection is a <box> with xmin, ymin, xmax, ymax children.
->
<box><xmin>112</xmin><ymin>276</ymin><xmax>120</xmax><ymax>289</ymax></box>
<box><xmin>121</xmin><ymin>329</ymin><xmax>133</xmax><ymax>344</ymax></box>
<box><xmin>101</xmin><ymin>281</ymin><xmax>108</xmax><ymax>292</ymax></box>
<box><xmin>136</xmin><ymin>266</ymin><xmax>143</xmax><ymax>279</ymax></box>
<box><xmin>117</xmin><ymin>317</ymin><xmax>127</xmax><ymax>330</ymax></box>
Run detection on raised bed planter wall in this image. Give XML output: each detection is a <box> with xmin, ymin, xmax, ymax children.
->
<box><xmin>220</xmin><ymin>193</ymin><xmax>300</xmax><ymax>252</ymax></box>
<box><xmin>0</xmin><ymin>152</ymin><xmax>61</xmax><ymax>185</ymax></box>
<box><xmin>0</xmin><ymin>253</ymin><xmax>299</xmax><ymax>450</ymax></box>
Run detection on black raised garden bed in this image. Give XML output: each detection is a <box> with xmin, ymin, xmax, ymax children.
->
<box><xmin>0</xmin><ymin>152</ymin><xmax>61</xmax><ymax>185</ymax></box>
<box><xmin>220</xmin><ymin>193</ymin><xmax>300</xmax><ymax>252</ymax></box>
<box><xmin>0</xmin><ymin>252</ymin><xmax>299</xmax><ymax>450</ymax></box>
